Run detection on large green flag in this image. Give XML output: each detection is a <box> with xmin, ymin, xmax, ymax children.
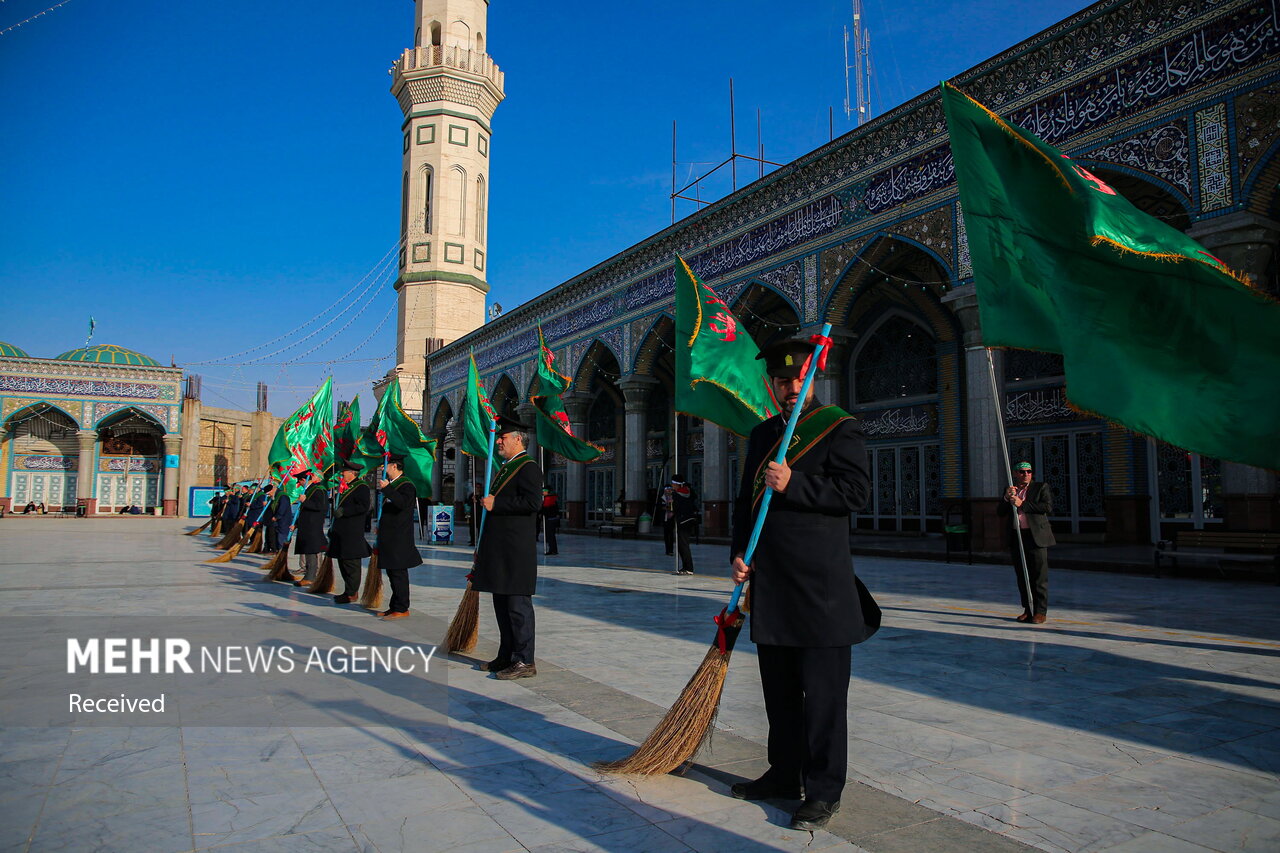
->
<box><xmin>267</xmin><ymin>377</ymin><xmax>335</xmax><ymax>500</ymax></box>
<box><xmin>674</xmin><ymin>256</ymin><xmax>777</xmax><ymax>436</ymax></box>
<box><xmin>363</xmin><ymin>381</ymin><xmax>436</xmax><ymax>494</ymax></box>
<box><xmin>462</xmin><ymin>352</ymin><xmax>497</xmax><ymax>460</ymax></box>
<box><xmin>329</xmin><ymin>396</ymin><xmax>361</xmax><ymax>486</ymax></box>
<box><xmin>942</xmin><ymin>82</ymin><xmax>1280</xmax><ymax>470</ymax></box>
<box><xmin>530</xmin><ymin>325</ymin><xmax>602</xmax><ymax>462</ymax></box>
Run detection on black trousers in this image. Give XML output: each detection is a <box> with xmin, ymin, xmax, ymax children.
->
<box><xmin>492</xmin><ymin>593</ymin><xmax>535</xmax><ymax>664</ymax></box>
<box><xmin>338</xmin><ymin>558</ymin><xmax>362</xmax><ymax>597</ymax></box>
<box><xmin>676</xmin><ymin>521</ymin><xmax>694</xmax><ymax>571</ymax></box>
<box><xmin>1010</xmin><ymin>529</ymin><xmax>1050</xmax><ymax>614</ymax></box>
<box><xmin>663</xmin><ymin>517</ymin><xmax>675</xmax><ymax>555</ymax></box>
<box><xmin>265</xmin><ymin>522</ymin><xmax>280</xmax><ymax>552</ymax></box>
<box><xmin>386</xmin><ymin>566</ymin><xmax>410</xmax><ymax>613</ymax></box>
<box><xmin>757</xmin><ymin>644</ymin><xmax>852</xmax><ymax>803</ymax></box>
<box><xmin>544</xmin><ymin>519</ymin><xmax>558</xmax><ymax>554</ymax></box>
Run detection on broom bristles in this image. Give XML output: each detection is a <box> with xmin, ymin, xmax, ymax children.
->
<box><xmin>444</xmin><ymin>585</ymin><xmax>480</xmax><ymax>653</ymax></box>
<box><xmin>247</xmin><ymin>527</ymin><xmax>264</xmax><ymax>553</ymax></box>
<box><xmin>205</xmin><ymin>540</ymin><xmax>244</xmax><ymax>564</ymax></box>
<box><xmin>596</xmin><ymin>612</ymin><xmax>745</xmax><ymax>776</ymax></box>
<box><xmin>308</xmin><ymin>555</ymin><xmax>335</xmax><ymax>594</ymax></box>
<box><xmin>213</xmin><ymin>520</ymin><xmax>244</xmax><ymax>549</ymax></box>
<box><xmin>184</xmin><ymin>518</ymin><xmax>213</xmax><ymax>536</ymax></box>
<box><xmin>260</xmin><ymin>548</ymin><xmax>293</xmax><ymax>582</ymax></box>
<box><xmin>209</xmin><ymin>518</ymin><xmax>223</xmax><ymax>537</ymax></box>
<box><xmin>358</xmin><ymin>553</ymin><xmax>384</xmax><ymax>610</ymax></box>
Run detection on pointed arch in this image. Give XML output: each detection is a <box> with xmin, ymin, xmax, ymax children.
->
<box><xmin>3</xmin><ymin>401</ymin><xmax>79</xmax><ymax>432</ymax></box>
<box><xmin>572</xmin><ymin>339</ymin><xmax>623</xmax><ymax>395</ymax></box>
<box><xmin>95</xmin><ymin>405</ymin><xmax>167</xmax><ymax>434</ymax></box>
<box><xmin>490</xmin><ymin>374</ymin><xmax>520</xmax><ymax>420</ymax></box>
<box><xmin>731</xmin><ymin>281</ymin><xmax>802</xmax><ymax>351</ymax></box>
<box><xmin>631</xmin><ymin>314</ymin><xmax>674</xmax><ymax>380</ymax></box>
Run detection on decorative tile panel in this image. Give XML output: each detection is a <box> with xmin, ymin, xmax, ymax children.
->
<box><xmin>1086</xmin><ymin>120</ymin><xmax>1191</xmax><ymax>196</ymax></box>
<box><xmin>1196</xmin><ymin>102</ymin><xmax>1232</xmax><ymax>211</ymax></box>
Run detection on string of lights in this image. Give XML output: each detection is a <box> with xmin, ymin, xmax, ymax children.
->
<box><xmin>0</xmin><ymin>0</ymin><xmax>73</xmax><ymax>37</ymax></box>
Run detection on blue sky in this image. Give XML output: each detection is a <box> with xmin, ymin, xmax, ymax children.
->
<box><xmin>0</xmin><ymin>0</ymin><xmax>1088</xmax><ymax>414</ymax></box>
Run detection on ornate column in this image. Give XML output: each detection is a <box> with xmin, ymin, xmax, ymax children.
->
<box><xmin>1188</xmin><ymin>213</ymin><xmax>1280</xmax><ymax>530</ymax></box>
<box><xmin>618</xmin><ymin>375</ymin><xmax>657</xmax><ymax>518</ymax></box>
<box><xmin>76</xmin><ymin>430</ymin><xmax>98</xmax><ymax>515</ymax></box>
<box><xmin>942</xmin><ymin>286</ymin><xmax>1008</xmax><ymax>551</ymax></box>
<box><xmin>162</xmin><ymin>435</ymin><xmax>182</xmax><ymax>516</ymax></box>
<box><xmin>701</xmin><ymin>423</ymin><xmax>730</xmax><ymax>537</ymax></box>
<box><xmin>563</xmin><ymin>392</ymin><xmax>591</xmax><ymax>528</ymax></box>
<box><xmin>516</xmin><ymin>401</ymin><xmax>541</xmax><ymax>473</ymax></box>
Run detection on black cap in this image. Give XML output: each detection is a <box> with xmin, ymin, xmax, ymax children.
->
<box><xmin>293</xmin><ymin>470</ymin><xmax>311</xmax><ymax>479</ymax></box>
<box><xmin>386</xmin><ymin>454</ymin><xmax>406</xmax><ymax>465</ymax></box>
<box><xmin>263</xmin><ymin>484</ymin><xmax>274</xmax><ymax>492</ymax></box>
<box><xmin>495</xmin><ymin>414</ymin><xmax>529</xmax><ymax>435</ymax></box>
<box><xmin>755</xmin><ymin>338</ymin><xmax>816</xmax><ymax>379</ymax></box>
<box><xmin>342</xmin><ymin>459</ymin><xmax>364</xmax><ymax>472</ymax></box>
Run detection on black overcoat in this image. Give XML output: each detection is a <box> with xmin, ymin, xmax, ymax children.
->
<box><xmin>327</xmin><ymin>481</ymin><xmax>372</xmax><ymax>559</ymax></box>
<box><xmin>221</xmin><ymin>494</ymin><xmax>240</xmax><ymax>522</ymax></box>
<box><xmin>997</xmin><ymin>481</ymin><xmax>1057</xmax><ymax>548</ymax></box>
<box><xmin>273</xmin><ymin>492</ymin><xmax>293</xmax><ymax>530</ymax></box>
<box><xmin>376</xmin><ymin>477</ymin><xmax>422</xmax><ymax>571</ymax></box>
<box><xmin>246</xmin><ymin>492</ymin><xmax>267</xmax><ymax>523</ymax></box>
<box><xmin>731</xmin><ymin>401</ymin><xmax>880</xmax><ymax>647</ymax></box>
<box><xmin>472</xmin><ymin>453</ymin><xmax>543</xmax><ymax>596</ymax></box>
<box><xmin>293</xmin><ymin>484</ymin><xmax>329</xmax><ymax>554</ymax></box>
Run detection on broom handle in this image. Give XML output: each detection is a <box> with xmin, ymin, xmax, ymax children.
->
<box><xmin>727</xmin><ymin>322</ymin><xmax>832</xmax><ymax>614</ymax></box>
<box><xmin>243</xmin><ymin>470</ymin><xmax>279</xmax><ymax>529</ymax></box>
<box><xmin>277</xmin><ymin>472</ymin><xmax>313</xmax><ymax>547</ymax></box>
<box><xmin>474</xmin><ymin>418</ymin><xmax>499</xmax><ymax>550</ymax></box>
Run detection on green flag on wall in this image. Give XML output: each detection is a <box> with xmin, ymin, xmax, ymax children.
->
<box><xmin>941</xmin><ymin>82</ymin><xmax>1280</xmax><ymax>470</ymax></box>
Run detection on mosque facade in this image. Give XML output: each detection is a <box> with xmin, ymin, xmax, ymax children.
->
<box><xmin>413</xmin><ymin>0</ymin><xmax>1279</xmax><ymax>549</ymax></box>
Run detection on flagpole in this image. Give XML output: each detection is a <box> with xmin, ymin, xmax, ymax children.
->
<box><xmin>475</xmin><ymin>418</ymin><xmax>498</xmax><ymax>550</ymax></box>
<box><xmin>985</xmin><ymin>348</ymin><xmax>1034</xmax><ymax>615</ymax></box>
<box><xmin>673</xmin><ymin>408</ymin><xmax>680</xmax><ymax>575</ymax></box>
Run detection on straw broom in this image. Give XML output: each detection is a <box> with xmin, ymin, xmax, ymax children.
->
<box><xmin>444</xmin><ymin>417</ymin><xmax>496</xmax><ymax>653</ymax></box>
<box><xmin>209</xmin><ymin>515</ymin><xmax>223</xmax><ymax>537</ymax></box>
<box><xmin>247</xmin><ymin>526</ymin><xmax>264</xmax><ymax>553</ymax></box>
<box><xmin>358</xmin><ymin>549</ymin><xmax>383</xmax><ymax>609</ymax></box>
<box><xmin>211</xmin><ymin>518</ymin><xmax>244</xmax><ymax>551</ymax></box>
<box><xmin>184</xmin><ymin>517</ymin><xmax>213</xmax><ymax>536</ymax></box>
<box><xmin>598</xmin><ymin>323</ymin><xmax>832</xmax><ymax>776</ymax></box>
<box><xmin>308</xmin><ymin>555</ymin><xmax>335</xmax><ymax>594</ymax></box>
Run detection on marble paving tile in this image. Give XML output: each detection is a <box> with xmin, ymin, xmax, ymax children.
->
<box><xmin>1166</xmin><ymin>806</ymin><xmax>1280</xmax><ymax>851</ymax></box>
<box><xmin>28</xmin><ymin>803</ymin><xmax>194</xmax><ymax>853</ymax></box>
<box><xmin>1047</xmin><ymin>772</ymin><xmax>1225</xmax><ymax>832</ymax></box>
<box><xmin>1113</xmin><ymin>756</ymin><xmax>1278</xmax><ymax>807</ymax></box>
<box><xmin>345</xmin><ymin>803</ymin><xmax>522</xmax><ymax>853</ymax></box>
<box><xmin>478</xmin><ymin>787</ymin><xmax>651</xmax><ymax>849</ymax></box>
<box><xmin>323</xmin><ymin>773</ymin><xmax>471</xmax><ymax>826</ymax></box>
<box><xmin>190</xmin><ymin>789</ymin><xmax>342</xmax><ymax>850</ymax></box>
<box><xmin>1100</xmin><ymin>832</ymin><xmax>1218</xmax><ymax>852</ymax></box>
<box><xmin>593</xmin><ymin>773</ymin><xmax>741</xmax><ymax>823</ymax></box>
<box><xmin>1136</xmin><ymin>709</ymin><xmax>1274</xmax><ymax>743</ymax></box>
<box><xmin>449</xmin><ymin>756</ymin><xmax>594</xmax><ymax>805</ymax></box>
<box><xmin>653</xmin><ymin>801</ymin><xmax>852</xmax><ymax>852</ymax></box>
<box><xmin>43</xmin><ymin>763</ymin><xmax>188</xmax><ymax>819</ymax></box>
<box><xmin>197</xmin><ymin>825</ymin><xmax>361</xmax><ymax>852</ymax></box>
<box><xmin>956</xmin><ymin>794</ymin><xmax>1151</xmax><ymax>852</ymax></box>
<box><xmin>947</xmin><ymin>747</ymin><xmax>1104</xmax><ymax>792</ymax></box>
<box><xmin>1018</xmin><ymin>735</ymin><xmax>1168</xmax><ymax>775</ymax></box>
<box><xmin>1187</xmin><ymin>733</ymin><xmax>1280</xmax><ymax>780</ymax></box>
<box><xmin>0</xmin><ymin>787</ymin><xmax>49</xmax><ymax>851</ymax></box>
<box><xmin>303</xmin><ymin>745</ymin><xmax>440</xmax><ymax>787</ymax></box>
<box><xmin>1235</xmin><ymin>787</ymin><xmax>1280</xmax><ymax>821</ymax></box>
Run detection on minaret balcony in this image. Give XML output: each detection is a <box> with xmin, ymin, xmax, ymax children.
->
<box><xmin>392</xmin><ymin>46</ymin><xmax>504</xmax><ymax>93</ymax></box>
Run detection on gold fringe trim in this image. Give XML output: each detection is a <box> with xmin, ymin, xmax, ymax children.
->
<box><xmin>1089</xmin><ymin>235</ymin><xmax>1265</xmax><ymax>296</ymax></box>
<box><xmin>946</xmin><ymin>82</ymin><xmax>1072</xmax><ymax>193</ymax></box>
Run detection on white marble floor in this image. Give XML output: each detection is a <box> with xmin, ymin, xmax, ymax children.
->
<box><xmin>1</xmin><ymin>518</ymin><xmax>1277</xmax><ymax>852</ymax></box>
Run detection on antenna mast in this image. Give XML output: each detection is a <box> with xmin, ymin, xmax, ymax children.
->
<box><xmin>843</xmin><ymin>0</ymin><xmax>872</xmax><ymax>125</ymax></box>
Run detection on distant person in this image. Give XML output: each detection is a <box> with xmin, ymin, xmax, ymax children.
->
<box><xmin>376</xmin><ymin>456</ymin><xmax>421</xmax><ymax>619</ymax></box>
<box><xmin>670</xmin><ymin>476</ymin><xmax>698</xmax><ymax>575</ymax></box>
<box><xmin>328</xmin><ymin>460</ymin><xmax>372</xmax><ymax>605</ymax></box>
<box><xmin>660</xmin><ymin>485</ymin><xmax>675</xmax><ymax>556</ymax></box>
<box><xmin>540</xmin><ymin>487</ymin><xmax>560</xmax><ymax>556</ymax></box>
<box><xmin>998</xmin><ymin>461</ymin><xmax>1055</xmax><ymax>624</ymax></box>
<box><xmin>293</xmin><ymin>472</ymin><xmax>327</xmax><ymax>586</ymax></box>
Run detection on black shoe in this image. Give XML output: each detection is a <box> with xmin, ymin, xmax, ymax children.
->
<box><xmin>730</xmin><ymin>775</ymin><xmax>803</xmax><ymax>801</ymax></box>
<box><xmin>333</xmin><ymin>594</ymin><xmax>354</xmax><ymax>604</ymax></box>
<box><xmin>545</xmin><ymin>551</ymin><xmax>558</xmax><ymax>556</ymax></box>
<box><xmin>494</xmin><ymin>661</ymin><xmax>537</xmax><ymax>680</ymax></box>
<box><xmin>483</xmin><ymin>658</ymin><xmax>511</xmax><ymax>672</ymax></box>
<box><xmin>790</xmin><ymin>799</ymin><xmax>840</xmax><ymax>831</ymax></box>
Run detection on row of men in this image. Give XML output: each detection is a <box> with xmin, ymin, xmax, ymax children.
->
<box><xmin>199</xmin><ymin>337</ymin><xmax>1055</xmax><ymax>834</ymax></box>
<box><xmin>209</xmin><ymin>482</ymin><xmax>294</xmax><ymax>552</ymax></box>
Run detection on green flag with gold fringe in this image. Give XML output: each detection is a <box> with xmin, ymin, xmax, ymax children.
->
<box><xmin>942</xmin><ymin>82</ymin><xmax>1280</xmax><ymax>470</ymax></box>
<box><xmin>267</xmin><ymin>377</ymin><xmax>334</xmax><ymax>500</ymax></box>
<box><xmin>674</xmin><ymin>256</ymin><xmax>777</xmax><ymax>437</ymax></box>
<box><xmin>531</xmin><ymin>324</ymin><xmax>602</xmax><ymax>463</ymax></box>
<box><xmin>462</xmin><ymin>352</ymin><xmax>497</xmax><ymax>460</ymax></box>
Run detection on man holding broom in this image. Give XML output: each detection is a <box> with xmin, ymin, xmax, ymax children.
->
<box><xmin>729</xmin><ymin>337</ymin><xmax>879</xmax><ymax>832</ymax></box>
<box><xmin>292</xmin><ymin>471</ymin><xmax>328</xmax><ymax>587</ymax></box>
<box><xmin>471</xmin><ymin>416</ymin><xmax>543</xmax><ymax>679</ymax></box>
<box><xmin>328</xmin><ymin>459</ymin><xmax>372</xmax><ymax>605</ymax></box>
<box><xmin>376</xmin><ymin>455</ymin><xmax>422</xmax><ymax>620</ymax></box>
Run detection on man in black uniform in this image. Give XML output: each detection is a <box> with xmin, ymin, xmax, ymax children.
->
<box><xmin>260</xmin><ymin>484</ymin><xmax>279</xmax><ymax>552</ymax></box>
<box><xmin>472</xmin><ymin>416</ymin><xmax>543</xmax><ymax>680</ymax></box>
<box><xmin>292</xmin><ymin>472</ymin><xmax>327</xmax><ymax>586</ymax></box>
<box><xmin>729</xmin><ymin>338</ymin><xmax>879</xmax><ymax>832</ymax></box>
<box><xmin>671</xmin><ymin>475</ymin><xmax>698</xmax><ymax>574</ymax></box>
<box><xmin>998</xmin><ymin>460</ymin><xmax>1056</xmax><ymax>623</ymax></box>
<box><xmin>327</xmin><ymin>460</ymin><xmax>372</xmax><ymax>604</ymax></box>
<box><xmin>377</xmin><ymin>455</ymin><xmax>422</xmax><ymax>619</ymax></box>
<box><xmin>268</xmin><ymin>483</ymin><xmax>293</xmax><ymax>553</ymax></box>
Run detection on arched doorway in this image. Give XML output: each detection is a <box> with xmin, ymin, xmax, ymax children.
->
<box><xmin>4</xmin><ymin>403</ymin><xmax>79</xmax><ymax>511</ymax></box>
<box><xmin>576</xmin><ymin>341</ymin><xmax>622</xmax><ymax>524</ymax></box>
<box><xmin>96</xmin><ymin>409</ymin><xmax>165</xmax><ymax>513</ymax></box>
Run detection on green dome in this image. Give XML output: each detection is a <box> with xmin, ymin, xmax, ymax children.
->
<box><xmin>56</xmin><ymin>344</ymin><xmax>160</xmax><ymax>366</ymax></box>
<box><xmin>0</xmin><ymin>341</ymin><xmax>31</xmax><ymax>358</ymax></box>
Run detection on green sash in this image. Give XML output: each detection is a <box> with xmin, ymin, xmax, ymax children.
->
<box><xmin>491</xmin><ymin>454</ymin><xmax>534</xmax><ymax>495</ymax></box>
<box><xmin>751</xmin><ymin>405</ymin><xmax>855</xmax><ymax>508</ymax></box>
<box><xmin>336</xmin><ymin>481</ymin><xmax>367</xmax><ymax>508</ymax></box>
